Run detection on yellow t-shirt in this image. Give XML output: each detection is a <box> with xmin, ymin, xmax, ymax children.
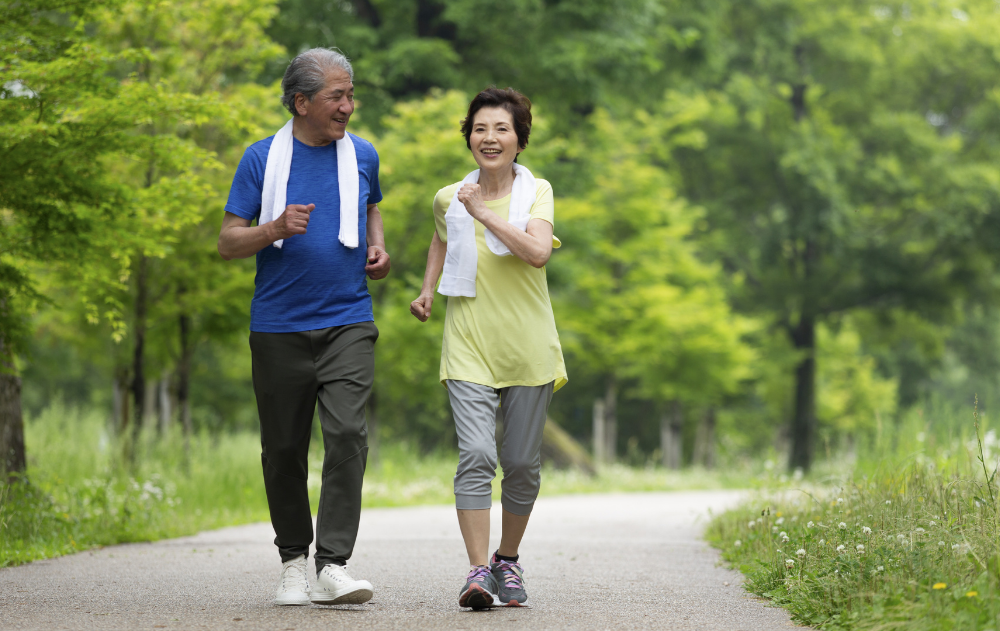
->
<box><xmin>434</xmin><ymin>179</ymin><xmax>568</xmax><ymax>392</ymax></box>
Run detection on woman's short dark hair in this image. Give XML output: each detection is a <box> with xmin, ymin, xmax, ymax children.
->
<box><xmin>461</xmin><ymin>87</ymin><xmax>532</xmax><ymax>156</ymax></box>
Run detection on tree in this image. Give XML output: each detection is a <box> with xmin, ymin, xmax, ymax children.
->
<box><xmin>657</xmin><ymin>0</ymin><xmax>1000</xmax><ymax>470</ymax></box>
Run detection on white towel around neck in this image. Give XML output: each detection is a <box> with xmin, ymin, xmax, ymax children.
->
<box><xmin>259</xmin><ymin>118</ymin><xmax>359</xmax><ymax>249</ymax></box>
<box><xmin>438</xmin><ymin>163</ymin><xmax>536</xmax><ymax>297</ymax></box>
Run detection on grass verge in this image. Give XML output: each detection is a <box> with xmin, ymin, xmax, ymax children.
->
<box><xmin>706</xmin><ymin>428</ymin><xmax>1000</xmax><ymax>630</ymax></box>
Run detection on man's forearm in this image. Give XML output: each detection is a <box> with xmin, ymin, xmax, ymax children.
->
<box><xmin>366</xmin><ymin>205</ymin><xmax>386</xmax><ymax>250</ymax></box>
<box><xmin>219</xmin><ymin>221</ymin><xmax>278</xmax><ymax>260</ymax></box>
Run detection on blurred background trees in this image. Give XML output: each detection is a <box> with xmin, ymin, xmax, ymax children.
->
<box><xmin>5</xmin><ymin>0</ymin><xmax>1000</xmax><ymax>477</ymax></box>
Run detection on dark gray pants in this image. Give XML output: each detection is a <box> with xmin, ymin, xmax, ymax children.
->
<box><xmin>447</xmin><ymin>380</ymin><xmax>553</xmax><ymax>515</ymax></box>
<box><xmin>249</xmin><ymin>321</ymin><xmax>377</xmax><ymax>573</ymax></box>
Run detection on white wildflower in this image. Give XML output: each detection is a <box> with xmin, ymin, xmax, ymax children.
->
<box><xmin>938</xmin><ymin>541</ymin><xmax>945</xmax><ymax>546</ymax></box>
<box><xmin>776</xmin><ymin>517</ymin><xmax>785</xmax><ymax>525</ymax></box>
<box><xmin>772</xmin><ymin>526</ymin><xmax>779</xmax><ymax>533</ymax></box>
<box><xmin>839</xmin><ymin>522</ymin><xmax>847</xmax><ymax>530</ymax></box>
<box><xmin>819</xmin><ymin>539</ymin><xmax>825</xmax><ymax>545</ymax></box>
<box><xmin>885</xmin><ymin>500</ymin><xmax>892</xmax><ymax>505</ymax></box>
<box><xmin>915</xmin><ymin>527</ymin><xmax>925</xmax><ymax>534</ymax></box>
<box><xmin>734</xmin><ymin>540</ymin><xmax>742</xmax><ymax>548</ymax></box>
<box><xmin>952</xmin><ymin>544</ymin><xmax>960</xmax><ymax>550</ymax></box>
<box><xmin>785</xmin><ymin>559</ymin><xmax>795</xmax><ymax>569</ymax></box>
<box><xmin>929</xmin><ymin>520</ymin><xmax>937</xmax><ymax>527</ymax></box>
<box><xmin>796</xmin><ymin>548</ymin><xmax>806</xmax><ymax>558</ymax></box>
<box><xmin>837</xmin><ymin>544</ymin><xmax>846</xmax><ymax>553</ymax></box>
<box><xmin>837</xmin><ymin>498</ymin><xmax>845</xmax><ymax>505</ymax></box>
<box><xmin>856</xmin><ymin>544</ymin><xmax>865</xmax><ymax>553</ymax></box>
<box><xmin>781</xmin><ymin>534</ymin><xmax>790</xmax><ymax>543</ymax></box>
<box><xmin>748</xmin><ymin>520</ymin><xmax>756</xmax><ymax>528</ymax></box>
<box><xmin>807</xmin><ymin>521</ymin><xmax>815</xmax><ymax>528</ymax></box>
<box><xmin>862</xmin><ymin>526</ymin><xmax>872</xmax><ymax>535</ymax></box>
<box><xmin>877</xmin><ymin>565</ymin><xmax>884</xmax><ymax>572</ymax></box>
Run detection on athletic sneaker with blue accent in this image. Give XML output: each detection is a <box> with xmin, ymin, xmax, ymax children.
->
<box><xmin>490</xmin><ymin>555</ymin><xmax>527</xmax><ymax>606</ymax></box>
<box><xmin>458</xmin><ymin>565</ymin><xmax>498</xmax><ymax>609</ymax></box>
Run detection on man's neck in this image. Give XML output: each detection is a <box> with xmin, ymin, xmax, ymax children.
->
<box><xmin>292</xmin><ymin>116</ymin><xmax>336</xmax><ymax>147</ymax></box>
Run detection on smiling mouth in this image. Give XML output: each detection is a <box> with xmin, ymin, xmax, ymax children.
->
<box><xmin>481</xmin><ymin>148</ymin><xmax>501</xmax><ymax>155</ymax></box>
<box><xmin>333</xmin><ymin>117</ymin><xmax>348</xmax><ymax>125</ymax></box>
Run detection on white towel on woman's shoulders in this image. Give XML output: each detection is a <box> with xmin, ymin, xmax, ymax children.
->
<box><xmin>259</xmin><ymin>119</ymin><xmax>359</xmax><ymax>249</ymax></box>
<box><xmin>438</xmin><ymin>164</ymin><xmax>536</xmax><ymax>297</ymax></box>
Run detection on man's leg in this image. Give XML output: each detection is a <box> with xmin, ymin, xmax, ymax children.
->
<box><xmin>312</xmin><ymin>321</ymin><xmax>378</xmax><ymax>573</ymax></box>
<box><xmin>249</xmin><ymin>331</ymin><xmax>318</xmax><ymax>564</ymax></box>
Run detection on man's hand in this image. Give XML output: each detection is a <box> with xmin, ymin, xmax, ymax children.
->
<box><xmin>410</xmin><ymin>292</ymin><xmax>434</xmax><ymax>322</ymax></box>
<box><xmin>365</xmin><ymin>245</ymin><xmax>390</xmax><ymax>280</ymax></box>
<box><xmin>272</xmin><ymin>203</ymin><xmax>315</xmax><ymax>240</ymax></box>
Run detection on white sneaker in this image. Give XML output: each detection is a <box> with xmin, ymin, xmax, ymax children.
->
<box><xmin>310</xmin><ymin>564</ymin><xmax>374</xmax><ymax>605</ymax></box>
<box><xmin>274</xmin><ymin>554</ymin><xmax>311</xmax><ymax>606</ymax></box>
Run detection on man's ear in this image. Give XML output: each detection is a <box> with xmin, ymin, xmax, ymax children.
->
<box><xmin>294</xmin><ymin>93</ymin><xmax>308</xmax><ymax>116</ymax></box>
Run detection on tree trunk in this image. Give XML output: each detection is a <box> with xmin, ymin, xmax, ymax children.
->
<box><xmin>0</xmin><ymin>341</ymin><xmax>26</xmax><ymax>479</ymax></box>
<box><xmin>789</xmin><ymin>314</ymin><xmax>816</xmax><ymax>472</ymax></box>
<box><xmin>603</xmin><ymin>376</ymin><xmax>618</xmax><ymax>464</ymax></box>
<box><xmin>178</xmin><ymin>312</ymin><xmax>193</xmax><ymax>468</ymax></box>
<box><xmin>694</xmin><ymin>408</ymin><xmax>716</xmax><ymax>469</ymax></box>
<box><xmin>158</xmin><ymin>375</ymin><xmax>171</xmax><ymax>434</ymax></box>
<box><xmin>660</xmin><ymin>401</ymin><xmax>682</xmax><ymax>470</ymax></box>
<box><xmin>143</xmin><ymin>377</ymin><xmax>156</xmax><ymax>430</ymax></box>
<box><xmin>592</xmin><ymin>398</ymin><xmax>606</xmax><ymax>464</ymax></box>
<box><xmin>129</xmin><ymin>255</ymin><xmax>148</xmax><ymax>464</ymax></box>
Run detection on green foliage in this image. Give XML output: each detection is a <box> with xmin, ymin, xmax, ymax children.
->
<box><xmin>707</xmin><ymin>427</ymin><xmax>1000</xmax><ymax>630</ymax></box>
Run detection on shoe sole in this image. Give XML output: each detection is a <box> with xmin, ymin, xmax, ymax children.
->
<box><xmin>274</xmin><ymin>595</ymin><xmax>311</xmax><ymax>606</ymax></box>
<box><xmin>310</xmin><ymin>587</ymin><xmax>374</xmax><ymax>605</ymax></box>
<box><xmin>459</xmin><ymin>583</ymin><xmax>496</xmax><ymax>610</ymax></box>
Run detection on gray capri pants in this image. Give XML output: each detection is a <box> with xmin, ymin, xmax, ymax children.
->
<box><xmin>447</xmin><ymin>379</ymin><xmax>554</xmax><ymax>515</ymax></box>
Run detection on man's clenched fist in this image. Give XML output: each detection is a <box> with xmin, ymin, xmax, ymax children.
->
<box><xmin>272</xmin><ymin>203</ymin><xmax>315</xmax><ymax>240</ymax></box>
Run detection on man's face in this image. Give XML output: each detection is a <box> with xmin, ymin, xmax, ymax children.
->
<box><xmin>295</xmin><ymin>68</ymin><xmax>354</xmax><ymax>143</ymax></box>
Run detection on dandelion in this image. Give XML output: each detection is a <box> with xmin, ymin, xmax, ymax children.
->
<box><xmin>776</xmin><ymin>517</ymin><xmax>785</xmax><ymax>525</ymax></box>
<box><xmin>967</xmin><ymin>591</ymin><xmax>978</xmax><ymax>597</ymax></box>
<box><xmin>796</xmin><ymin>548</ymin><xmax>806</xmax><ymax>558</ymax></box>
<box><xmin>838</xmin><ymin>522</ymin><xmax>847</xmax><ymax>530</ymax></box>
<box><xmin>807</xmin><ymin>521</ymin><xmax>815</xmax><ymax>528</ymax></box>
<box><xmin>734</xmin><ymin>540</ymin><xmax>742</xmax><ymax>548</ymax></box>
<box><xmin>785</xmin><ymin>559</ymin><xmax>795</xmax><ymax>569</ymax></box>
<box><xmin>862</xmin><ymin>526</ymin><xmax>872</xmax><ymax>535</ymax></box>
<box><xmin>748</xmin><ymin>520</ymin><xmax>756</xmax><ymax>528</ymax></box>
<box><xmin>933</xmin><ymin>583</ymin><xmax>947</xmax><ymax>590</ymax></box>
<box><xmin>836</xmin><ymin>498</ymin><xmax>845</xmax><ymax>505</ymax></box>
<box><xmin>856</xmin><ymin>544</ymin><xmax>865</xmax><ymax>553</ymax></box>
<box><xmin>837</xmin><ymin>545</ymin><xmax>846</xmax><ymax>553</ymax></box>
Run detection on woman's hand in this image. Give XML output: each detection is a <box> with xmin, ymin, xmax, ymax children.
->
<box><xmin>410</xmin><ymin>292</ymin><xmax>434</xmax><ymax>322</ymax></box>
<box><xmin>457</xmin><ymin>183</ymin><xmax>488</xmax><ymax>219</ymax></box>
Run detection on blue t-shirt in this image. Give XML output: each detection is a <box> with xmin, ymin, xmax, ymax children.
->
<box><xmin>224</xmin><ymin>132</ymin><xmax>383</xmax><ymax>333</ymax></box>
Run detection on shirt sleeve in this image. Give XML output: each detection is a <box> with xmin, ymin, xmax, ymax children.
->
<box><xmin>224</xmin><ymin>145</ymin><xmax>266</xmax><ymax>221</ymax></box>
<box><xmin>433</xmin><ymin>184</ymin><xmax>459</xmax><ymax>243</ymax></box>
<box><xmin>367</xmin><ymin>148</ymin><xmax>383</xmax><ymax>205</ymax></box>
<box><xmin>529</xmin><ymin>179</ymin><xmax>554</xmax><ymax>226</ymax></box>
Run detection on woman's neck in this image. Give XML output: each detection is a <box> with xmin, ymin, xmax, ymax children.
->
<box><xmin>477</xmin><ymin>164</ymin><xmax>516</xmax><ymax>201</ymax></box>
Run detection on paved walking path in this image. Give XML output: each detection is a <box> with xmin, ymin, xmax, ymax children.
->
<box><xmin>1</xmin><ymin>491</ymin><xmax>801</xmax><ymax>630</ymax></box>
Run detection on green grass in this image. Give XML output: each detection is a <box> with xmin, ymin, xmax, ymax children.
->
<box><xmin>707</xmin><ymin>422</ymin><xmax>1000</xmax><ymax>630</ymax></box>
<box><xmin>1</xmin><ymin>403</ymin><xmax>742</xmax><ymax>568</ymax></box>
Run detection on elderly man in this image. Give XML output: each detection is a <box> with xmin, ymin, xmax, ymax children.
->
<box><xmin>218</xmin><ymin>48</ymin><xmax>389</xmax><ymax>606</ymax></box>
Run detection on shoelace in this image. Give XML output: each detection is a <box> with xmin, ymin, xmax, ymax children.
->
<box><xmin>494</xmin><ymin>561</ymin><xmax>523</xmax><ymax>589</ymax></box>
<box><xmin>281</xmin><ymin>562</ymin><xmax>309</xmax><ymax>591</ymax></box>
<box><xmin>466</xmin><ymin>565</ymin><xmax>492</xmax><ymax>583</ymax></box>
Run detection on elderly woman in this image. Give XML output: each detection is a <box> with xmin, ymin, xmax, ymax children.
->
<box><xmin>410</xmin><ymin>87</ymin><xmax>567</xmax><ymax>609</ymax></box>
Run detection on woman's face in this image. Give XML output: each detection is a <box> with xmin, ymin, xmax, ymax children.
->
<box><xmin>470</xmin><ymin>106</ymin><xmax>521</xmax><ymax>172</ymax></box>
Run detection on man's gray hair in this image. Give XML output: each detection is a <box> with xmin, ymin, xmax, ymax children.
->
<box><xmin>280</xmin><ymin>48</ymin><xmax>354</xmax><ymax>116</ymax></box>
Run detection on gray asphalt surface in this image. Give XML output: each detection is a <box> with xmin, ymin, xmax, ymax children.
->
<box><xmin>1</xmin><ymin>491</ymin><xmax>802</xmax><ymax>630</ymax></box>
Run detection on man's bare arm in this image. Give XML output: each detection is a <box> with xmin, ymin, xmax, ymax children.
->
<box><xmin>217</xmin><ymin>204</ymin><xmax>314</xmax><ymax>260</ymax></box>
<box><xmin>365</xmin><ymin>203</ymin><xmax>391</xmax><ymax>280</ymax></box>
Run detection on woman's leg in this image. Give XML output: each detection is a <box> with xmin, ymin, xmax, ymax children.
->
<box><xmin>496</xmin><ymin>382</ymin><xmax>554</xmax><ymax>555</ymax></box>
<box><xmin>446</xmin><ymin>380</ymin><xmax>501</xmax><ymax>566</ymax></box>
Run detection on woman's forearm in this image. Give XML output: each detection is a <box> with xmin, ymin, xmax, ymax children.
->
<box><xmin>421</xmin><ymin>231</ymin><xmax>447</xmax><ymax>294</ymax></box>
<box><xmin>475</xmin><ymin>212</ymin><xmax>553</xmax><ymax>268</ymax></box>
